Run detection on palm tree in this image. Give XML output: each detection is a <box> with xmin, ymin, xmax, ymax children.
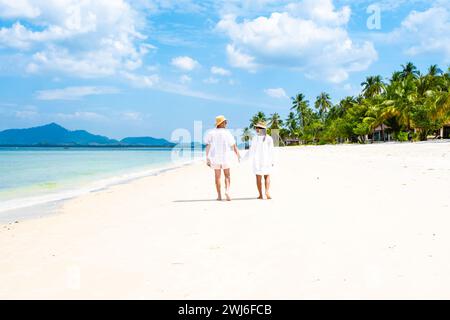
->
<box><xmin>444</xmin><ymin>67</ymin><xmax>450</xmax><ymax>85</ymax></box>
<box><xmin>381</xmin><ymin>75</ymin><xmax>417</xmax><ymax>131</ymax></box>
<box><xmin>416</xmin><ymin>75</ymin><xmax>433</xmax><ymax>98</ymax></box>
<box><xmin>361</xmin><ymin>75</ymin><xmax>385</xmax><ymax>98</ymax></box>
<box><xmin>268</xmin><ymin>113</ymin><xmax>283</xmax><ymax>129</ymax></box>
<box><xmin>248</xmin><ymin>62</ymin><xmax>450</xmax><ymax>144</ymax></box>
<box><xmin>390</xmin><ymin>71</ymin><xmax>402</xmax><ymax>82</ymax></box>
<box><xmin>291</xmin><ymin>93</ymin><xmax>310</xmax><ymax>128</ymax></box>
<box><xmin>241</xmin><ymin>127</ymin><xmax>253</xmax><ymax>149</ymax></box>
<box><xmin>340</xmin><ymin>96</ymin><xmax>356</xmax><ymax>111</ymax></box>
<box><xmin>315</xmin><ymin>92</ymin><xmax>332</xmax><ymax>116</ymax></box>
<box><xmin>430</xmin><ymin>90</ymin><xmax>450</xmax><ymax>123</ymax></box>
<box><xmin>428</xmin><ymin>64</ymin><xmax>443</xmax><ymax>76</ymax></box>
<box><xmin>250</xmin><ymin>111</ymin><xmax>267</xmax><ymax>128</ymax></box>
<box><xmin>328</xmin><ymin>96</ymin><xmax>356</xmax><ymax>120</ymax></box>
<box><xmin>401</xmin><ymin>62</ymin><xmax>420</xmax><ymax>79</ymax></box>
<box><xmin>285</xmin><ymin>112</ymin><xmax>298</xmax><ymax>139</ymax></box>
<box><xmin>425</xmin><ymin>65</ymin><xmax>445</xmax><ymax>90</ymax></box>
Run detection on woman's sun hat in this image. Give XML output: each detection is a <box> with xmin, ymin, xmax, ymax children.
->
<box><xmin>215</xmin><ymin>115</ymin><xmax>227</xmax><ymax>127</ymax></box>
<box><xmin>255</xmin><ymin>121</ymin><xmax>267</xmax><ymax>129</ymax></box>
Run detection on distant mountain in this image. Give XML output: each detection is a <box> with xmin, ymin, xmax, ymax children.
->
<box><xmin>0</xmin><ymin>123</ymin><xmax>117</xmax><ymax>146</ymax></box>
<box><xmin>0</xmin><ymin>123</ymin><xmax>173</xmax><ymax>147</ymax></box>
<box><xmin>120</xmin><ymin>137</ymin><xmax>175</xmax><ymax>147</ymax></box>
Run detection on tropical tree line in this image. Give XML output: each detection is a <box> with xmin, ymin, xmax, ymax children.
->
<box><xmin>243</xmin><ymin>63</ymin><xmax>450</xmax><ymax>145</ymax></box>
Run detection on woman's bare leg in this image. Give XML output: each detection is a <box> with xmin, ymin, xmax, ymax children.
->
<box><xmin>223</xmin><ymin>169</ymin><xmax>231</xmax><ymax>201</ymax></box>
<box><xmin>264</xmin><ymin>175</ymin><xmax>271</xmax><ymax>199</ymax></box>
<box><xmin>214</xmin><ymin>169</ymin><xmax>222</xmax><ymax>200</ymax></box>
<box><xmin>256</xmin><ymin>175</ymin><xmax>263</xmax><ymax>199</ymax></box>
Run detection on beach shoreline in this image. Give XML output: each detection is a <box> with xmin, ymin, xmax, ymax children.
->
<box><xmin>0</xmin><ymin>156</ymin><xmax>203</xmax><ymax>224</ymax></box>
<box><xmin>1</xmin><ymin>142</ymin><xmax>450</xmax><ymax>299</ymax></box>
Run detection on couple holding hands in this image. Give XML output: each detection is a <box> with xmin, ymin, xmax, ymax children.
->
<box><xmin>205</xmin><ymin>115</ymin><xmax>275</xmax><ymax>201</ymax></box>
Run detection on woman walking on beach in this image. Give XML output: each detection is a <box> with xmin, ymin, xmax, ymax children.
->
<box><xmin>205</xmin><ymin>115</ymin><xmax>241</xmax><ymax>201</ymax></box>
<box><xmin>247</xmin><ymin>122</ymin><xmax>275</xmax><ymax>200</ymax></box>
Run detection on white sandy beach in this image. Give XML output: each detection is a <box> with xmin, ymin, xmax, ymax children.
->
<box><xmin>1</xmin><ymin>142</ymin><xmax>450</xmax><ymax>299</ymax></box>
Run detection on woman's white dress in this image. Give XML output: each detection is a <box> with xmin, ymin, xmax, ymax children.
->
<box><xmin>248</xmin><ymin>135</ymin><xmax>275</xmax><ymax>175</ymax></box>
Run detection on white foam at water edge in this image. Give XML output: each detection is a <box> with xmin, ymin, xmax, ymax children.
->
<box><xmin>0</xmin><ymin>158</ymin><xmax>203</xmax><ymax>214</ymax></box>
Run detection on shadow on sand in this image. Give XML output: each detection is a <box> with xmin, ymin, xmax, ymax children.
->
<box><xmin>173</xmin><ymin>197</ymin><xmax>258</xmax><ymax>203</ymax></box>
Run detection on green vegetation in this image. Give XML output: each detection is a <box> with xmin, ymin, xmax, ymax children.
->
<box><xmin>246</xmin><ymin>63</ymin><xmax>450</xmax><ymax>145</ymax></box>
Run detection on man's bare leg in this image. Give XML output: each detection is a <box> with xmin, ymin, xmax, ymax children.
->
<box><xmin>256</xmin><ymin>175</ymin><xmax>263</xmax><ymax>199</ymax></box>
<box><xmin>214</xmin><ymin>169</ymin><xmax>222</xmax><ymax>200</ymax></box>
<box><xmin>224</xmin><ymin>168</ymin><xmax>231</xmax><ymax>201</ymax></box>
<box><xmin>264</xmin><ymin>175</ymin><xmax>272</xmax><ymax>199</ymax></box>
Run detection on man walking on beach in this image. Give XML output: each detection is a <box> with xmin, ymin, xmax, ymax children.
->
<box><xmin>205</xmin><ymin>115</ymin><xmax>241</xmax><ymax>201</ymax></box>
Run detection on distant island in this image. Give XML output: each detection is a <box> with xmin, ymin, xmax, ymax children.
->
<box><xmin>0</xmin><ymin>123</ymin><xmax>177</xmax><ymax>147</ymax></box>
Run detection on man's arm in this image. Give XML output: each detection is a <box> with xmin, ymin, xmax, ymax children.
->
<box><xmin>205</xmin><ymin>144</ymin><xmax>211</xmax><ymax>166</ymax></box>
<box><xmin>232</xmin><ymin>144</ymin><xmax>241</xmax><ymax>162</ymax></box>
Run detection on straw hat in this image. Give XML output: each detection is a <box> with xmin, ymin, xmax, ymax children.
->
<box><xmin>255</xmin><ymin>121</ymin><xmax>267</xmax><ymax>129</ymax></box>
<box><xmin>215</xmin><ymin>115</ymin><xmax>227</xmax><ymax>127</ymax></box>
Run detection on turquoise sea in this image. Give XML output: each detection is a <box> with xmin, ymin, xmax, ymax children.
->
<box><xmin>0</xmin><ymin>147</ymin><xmax>201</xmax><ymax>215</ymax></box>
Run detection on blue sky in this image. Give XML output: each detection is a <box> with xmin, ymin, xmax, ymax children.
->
<box><xmin>0</xmin><ymin>0</ymin><xmax>449</xmax><ymax>140</ymax></box>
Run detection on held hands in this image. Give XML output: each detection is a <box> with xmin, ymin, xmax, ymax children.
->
<box><xmin>232</xmin><ymin>145</ymin><xmax>241</xmax><ymax>163</ymax></box>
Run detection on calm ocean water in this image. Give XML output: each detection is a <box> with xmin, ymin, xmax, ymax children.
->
<box><xmin>0</xmin><ymin>147</ymin><xmax>201</xmax><ymax>214</ymax></box>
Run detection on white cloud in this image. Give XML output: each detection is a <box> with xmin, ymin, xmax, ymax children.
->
<box><xmin>343</xmin><ymin>83</ymin><xmax>352</xmax><ymax>91</ymax></box>
<box><xmin>179</xmin><ymin>74</ymin><xmax>192</xmax><ymax>84</ymax></box>
<box><xmin>146</xmin><ymin>65</ymin><xmax>159</xmax><ymax>72</ymax></box>
<box><xmin>339</xmin><ymin>0</ymin><xmax>431</xmax><ymax>12</ymax></box>
<box><xmin>216</xmin><ymin>0</ymin><xmax>291</xmax><ymax>17</ymax></box>
<box><xmin>217</xmin><ymin>0</ymin><xmax>378</xmax><ymax>83</ymax></box>
<box><xmin>0</xmin><ymin>0</ymin><xmax>153</xmax><ymax>77</ymax></box>
<box><xmin>56</xmin><ymin>111</ymin><xmax>106</xmax><ymax>121</ymax></box>
<box><xmin>0</xmin><ymin>104</ymin><xmax>39</xmax><ymax>119</ymax></box>
<box><xmin>211</xmin><ymin>66</ymin><xmax>231</xmax><ymax>76</ymax></box>
<box><xmin>15</xmin><ymin>110</ymin><xmax>38</xmax><ymax>119</ymax></box>
<box><xmin>264</xmin><ymin>88</ymin><xmax>288</xmax><ymax>99</ymax></box>
<box><xmin>203</xmin><ymin>77</ymin><xmax>220</xmax><ymax>84</ymax></box>
<box><xmin>157</xmin><ymin>82</ymin><xmax>221</xmax><ymax>100</ymax></box>
<box><xmin>226</xmin><ymin>44</ymin><xmax>259</xmax><ymax>72</ymax></box>
<box><xmin>121</xmin><ymin>70</ymin><xmax>224</xmax><ymax>101</ymax></box>
<box><xmin>122</xmin><ymin>72</ymin><xmax>160</xmax><ymax>88</ymax></box>
<box><xmin>285</xmin><ymin>0</ymin><xmax>351</xmax><ymax>25</ymax></box>
<box><xmin>36</xmin><ymin>86</ymin><xmax>119</xmax><ymax>100</ymax></box>
<box><xmin>0</xmin><ymin>0</ymin><xmax>41</xmax><ymax>19</ymax></box>
<box><xmin>382</xmin><ymin>4</ymin><xmax>450</xmax><ymax>61</ymax></box>
<box><xmin>121</xmin><ymin>112</ymin><xmax>143</xmax><ymax>121</ymax></box>
<box><xmin>133</xmin><ymin>0</ymin><xmax>206</xmax><ymax>14</ymax></box>
<box><xmin>171</xmin><ymin>56</ymin><xmax>199</xmax><ymax>71</ymax></box>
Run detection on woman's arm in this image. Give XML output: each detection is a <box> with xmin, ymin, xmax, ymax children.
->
<box><xmin>269</xmin><ymin>136</ymin><xmax>275</xmax><ymax>166</ymax></box>
<box><xmin>242</xmin><ymin>136</ymin><xmax>256</xmax><ymax>161</ymax></box>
